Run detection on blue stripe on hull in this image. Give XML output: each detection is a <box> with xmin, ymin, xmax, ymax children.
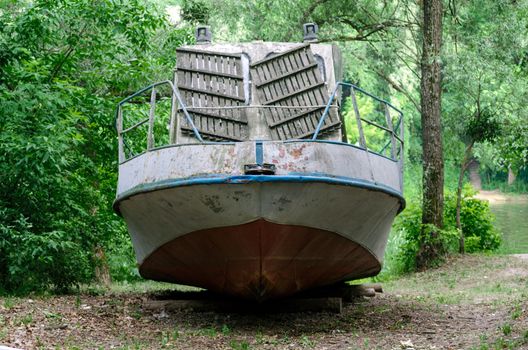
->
<box><xmin>113</xmin><ymin>174</ymin><xmax>405</xmax><ymax>215</ymax></box>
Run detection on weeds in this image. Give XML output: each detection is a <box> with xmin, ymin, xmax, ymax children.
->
<box><xmin>3</xmin><ymin>298</ymin><xmax>15</xmax><ymax>309</ymax></box>
<box><xmin>501</xmin><ymin>323</ymin><xmax>512</xmax><ymax>336</ymax></box>
<box><xmin>222</xmin><ymin>324</ymin><xmax>231</xmax><ymax>336</ymax></box>
<box><xmin>511</xmin><ymin>304</ymin><xmax>522</xmax><ymax>320</ymax></box>
<box><xmin>198</xmin><ymin>327</ymin><xmax>217</xmax><ymax>337</ymax></box>
<box><xmin>230</xmin><ymin>339</ymin><xmax>250</xmax><ymax>350</ymax></box>
<box><xmin>16</xmin><ymin>314</ymin><xmax>33</xmax><ymax>326</ymax></box>
<box><xmin>0</xmin><ymin>327</ymin><xmax>7</xmax><ymax>341</ymax></box>
<box><xmin>300</xmin><ymin>335</ymin><xmax>315</xmax><ymax>348</ymax></box>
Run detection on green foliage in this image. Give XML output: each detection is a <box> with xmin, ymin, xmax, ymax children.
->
<box><xmin>181</xmin><ymin>0</ymin><xmax>212</xmax><ymax>24</ymax></box>
<box><xmin>0</xmin><ymin>211</ymin><xmax>90</xmax><ymax>293</ymax></box>
<box><xmin>442</xmin><ymin>0</ymin><xmax>528</xmax><ymax>181</ymax></box>
<box><xmin>465</xmin><ymin>108</ymin><xmax>500</xmax><ymax>144</ymax></box>
<box><xmin>393</xmin><ymin>202</ymin><xmax>459</xmax><ymax>272</ymax></box>
<box><xmin>495</xmin><ymin>121</ymin><xmax>528</xmax><ymax>174</ymax></box>
<box><xmin>392</xmin><ymin>185</ymin><xmax>501</xmax><ymax>273</ymax></box>
<box><xmin>342</xmin><ymin>94</ymin><xmax>396</xmax><ymax>156</ymax></box>
<box><xmin>0</xmin><ymin>0</ymin><xmax>193</xmax><ymax>294</ymax></box>
<box><xmin>106</xmin><ymin>234</ymin><xmax>142</xmax><ymax>282</ymax></box>
<box><xmin>444</xmin><ymin>187</ymin><xmax>502</xmax><ymax>252</ymax></box>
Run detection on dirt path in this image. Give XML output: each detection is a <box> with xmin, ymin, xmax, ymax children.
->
<box><xmin>474</xmin><ymin>190</ymin><xmax>528</xmax><ymax>204</ymax></box>
<box><xmin>1</xmin><ymin>254</ymin><xmax>527</xmax><ymax>349</ymax></box>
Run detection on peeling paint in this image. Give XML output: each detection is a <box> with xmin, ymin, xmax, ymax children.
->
<box><xmin>290</xmin><ymin>144</ymin><xmax>307</xmax><ymax>159</ymax></box>
<box><xmin>117</xmin><ymin>141</ymin><xmax>402</xmax><ymax>199</ymax></box>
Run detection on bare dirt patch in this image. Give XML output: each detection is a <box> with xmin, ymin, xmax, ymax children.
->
<box><xmin>474</xmin><ymin>190</ymin><xmax>528</xmax><ymax>204</ymax></box>
<box><xmin>0</xmin><ymin>254</ymin><xmax>527</xmax><ymax>349</ymax></box>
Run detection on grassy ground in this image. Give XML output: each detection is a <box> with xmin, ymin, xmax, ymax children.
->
<box><xmin>1</xmin><ymin>254</ymin><xmax>527</xmax><ymax>350</ymax></box>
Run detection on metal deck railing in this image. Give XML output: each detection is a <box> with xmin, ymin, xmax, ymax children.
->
<box><xmin>115</xmin><ymin>81</ymin><xmax>404</xmax><ymax>165</ymax></box>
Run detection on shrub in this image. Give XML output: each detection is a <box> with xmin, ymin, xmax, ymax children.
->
<box><xmin>444</xmin><ymin>185</ymin><xmax>502</xmax><ymax>252</ymax></box>
<box><xmin>390</xmin><ymin>185</ymin><xmax>501</xmax><ymax>273</ymax></box>
<box><xmin>0</xmin><ymin>213</ymin><xmax>92</xmax><ymax>294</ymax></box>
<box><xmin>107</xmin><ymin>234</ymin><xmax>141</xmax><ymax>283</ymax></box>
<box><xmin>393</xmin><ymin>202</ymin><xmax>459</xmax><ymax>272</ymax></box>
<box><xmin>461</xmin><ymin>198</ymin><xmax>501</xmax><ymax>252</ymax></box>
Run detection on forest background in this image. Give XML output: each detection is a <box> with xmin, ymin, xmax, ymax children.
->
<box><xmin>0</xmin><ymin>0</ymin><xmax>527</xmax><ymax>294</ymax></box>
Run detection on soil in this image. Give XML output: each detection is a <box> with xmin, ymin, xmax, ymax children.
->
<box><xmin>1</xmin><ymin>254</ymin><xmax>527</xmax><ymax>350</ymax></box>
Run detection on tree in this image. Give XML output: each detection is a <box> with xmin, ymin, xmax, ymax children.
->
<box><xmin>454</xmin><ymin>104</ymin><xmax>499</xmax><ymax>253</ymax></box>
<box><xmin>441</xmin><ymin>0</ymin><xmax>528</xmax><ymax>246</ymax></box>
<box><xmin>0</xmin><ymin>0</ymin><xmax>193</xmax><ymax>293</ymax></box>
<box><xmin>416</xmin><ymin>0</ymin><xmax>444</xmax><ymax>268</ymax></box>
<box><xmin>444</xmin><ymin>0</ymin><xmax>528</xmax><ymax>194</ymax></box>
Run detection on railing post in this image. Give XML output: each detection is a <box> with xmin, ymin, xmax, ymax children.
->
<box><xmin>384</xmin><ymin>104</ymin><xmax>397</xmax><ymax>159</ymax></box>
<box><xmin>400</xmin><ymin>113</ymin><xmax>404</xmax><ymax>157</ymax></box>
<box><xmin>169</xmin><ymin>74</ymin><xmax>179</xmax><ymax>144</ymax></box>
<box><xmin>312</xmin><ymin>84</ymin><xmax>339</xmax><ymax>140</ymax></box>
<box><xmin>350</xmin><ymin>88</ymin><xmax>367</xmax><ymax>149</ymax></box>
<box><xmin>147</xmin><ymin>88</ymin><xmax>156</xmax><ymax>150</ymax></box>
<box><xmin>117</xmin><ymin>105</ymin><xmax>125</xmax><ymax>163</ymax></box>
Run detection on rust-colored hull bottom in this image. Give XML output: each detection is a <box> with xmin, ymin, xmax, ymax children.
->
<box><xmin>139</xmin><ymin>219</ymin><xmax>381</xmax><ymax>300</ymax></box>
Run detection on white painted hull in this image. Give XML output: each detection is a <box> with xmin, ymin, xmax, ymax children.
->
<box><xmin>114</xmin><ymin>141</ymin><xmax>404</xmax><ymax>299</ymax></box>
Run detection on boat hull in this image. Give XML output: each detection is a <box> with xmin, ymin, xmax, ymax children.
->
<box><xmin>117</xmin><ymin>178</ymin><xmax>402</xmax><ymax>300</ymax></box>
<box><xmin>140</xmin><ymin>219</ymin><xmax>379</xmax><ymax>300</ymax></box>
<box><xmin>115</xmin><ymin>141</ymin><xmax>404</xmax><ymax>300</ymax></box>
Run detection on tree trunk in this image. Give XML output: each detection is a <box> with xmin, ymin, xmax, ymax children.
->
<box><xmin>94</xmin><ymin>245</ymin><xmax>111</xmax><ymax>287</ymax></box>
<box><xmin>456</xmin><ymin>142</ymin><xmax>474</xmax><ymax>254</ymax></box>
<box><xmin>508</xmin><ymin>167</ymin><xmax>516</xmax><ymax>186</ymax></box>
<box><xmin>417</xmin><ymin>0</ymin><xmax>444</xmax><ymax>269</ymax></box>
<box><xmin>468</xmin><ymin>158</ymin><xmax>482</xmax><ymax>190</ymax></box>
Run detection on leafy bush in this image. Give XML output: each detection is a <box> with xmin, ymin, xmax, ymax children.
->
<box><xmin>461</xmin><ymin>199</ymin><xmax>501</xmax><ymax>251</ymax></box>
<box><xmin>0</xmin><ymin>212</ymin><xmax>92</xmax><ymax>294</ymax></box>
<box><xmin>444</xmin><ymin>186</ymin><xmax>501</xmax><ymax>252</ymax></box>
<box><xmin>393</xmin><ymin>202</ymin><xmax>459</xmax><ymax>272</ymax></box>
<box><xmin>390</xmin><ymin>185</ymin><xmax>501</xmax><ymax>273</ymax></box>
<box><xmin>107</xmin><ymin>234</ymin><xmax>142</xmax><ymax>283</ymax></box>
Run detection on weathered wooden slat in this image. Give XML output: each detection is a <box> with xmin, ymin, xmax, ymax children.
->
<box><xmin>180</xmin><ymin>126</ymin><xmax>244</xmax><ymax>142</ymax></box>
<box><xmin>296</xmin><ymin>120</ymin><xmax>341</xmax><ymax>139</ymax></box>
<box><xmin>181</xmin><ymin>108</ymin><xmax>248</xmax><ymax>124</ymax></box>
<box><xmin>250</xmin><ymin>44</ymin><xmax>309</xmax><ymax>66</ymax></box>
<box><xmin>177</xmin><ymin>66</ymin><xmax>243</xmax><ymax>80</ymax></box>
<box><xmin>262</xmin><ymin>82</ymin><xmax>325</xmax><ymax>105</ymax></box>
<box><xmin>249</xmin><ymin>45</ymin><xmax>340</xmax><ymax>140</ymax></box>
<box><xmin>178</xmin><ymin>85</ymin><xmax>246</xmax><ymax>102</ymax></box>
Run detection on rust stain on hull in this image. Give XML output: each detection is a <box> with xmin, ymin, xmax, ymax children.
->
<box><xmin>139</xmin><ymin>219</ymin><xmax>380</xmax><ymax>301</ymax></box>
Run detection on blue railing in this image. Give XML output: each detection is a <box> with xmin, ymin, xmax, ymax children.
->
<box><xmin>116</xmin><ymin>81</ymin><xmax>404</xmax><ymax>163</ymax></box>
<box><xmin>115</xmin><ymin>80</ymin><xmax>203</xmax><ymax>163</ymax></box>
<box><xmin>313</xmin><ymin>82</ymin><xmax>404</xmax><ymax>160</ymax></box>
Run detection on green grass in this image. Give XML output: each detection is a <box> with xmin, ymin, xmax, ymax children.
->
<box><xmin>229</xmin><ymin>339</ymin><xmax>251</xmax><ymax>350</ymax></box>
<box><xmin>382</xmin><ymin>254</ymin><xmax>527</xmax><ymax>306</ymax></box>
<box><xmin>490</xmin><ymin>200</ymin><xmax>528</xmax><ymax>254</ymax></box>
<box><xmin>112</xmin><ymin>280</ymin><xmax>203</xmax><ymax>294</ymax></box>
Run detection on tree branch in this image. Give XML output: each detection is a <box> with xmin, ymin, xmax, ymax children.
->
<box><xmin>301</xmin><ymin>0</ymin><xmax>330</xmax><ymax>23</ymax></box>
<box><xmin>320</xmin><ymin>23</ymin><xmax>393</xmax><ymax>42</ymax></box>
<box><xmin>48</xmin><ymin>22</ymin><xmax>89</xmax><ymax>83</ymax></box>
<box><xmin>374</xmin><ymin>68</ymin><xmax>421</xmax><ymax>113</ymax></box>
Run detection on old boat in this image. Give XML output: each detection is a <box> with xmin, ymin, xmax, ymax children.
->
<box><xmin>113</xmin><ymin>25</ymin><xmax>405</xmax><ymax>301</ymax></box>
